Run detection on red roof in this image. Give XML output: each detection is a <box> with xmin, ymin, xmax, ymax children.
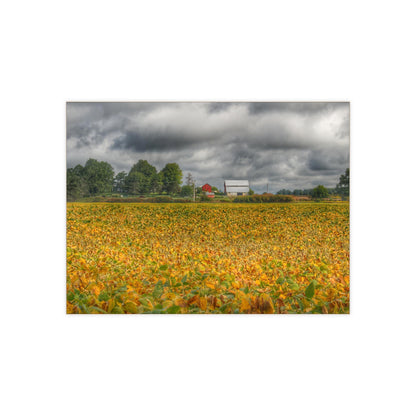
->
<box><xmin>202</xmin><ymin>183</ymin><xmax>212</xmax><ymax>192</ymax></box>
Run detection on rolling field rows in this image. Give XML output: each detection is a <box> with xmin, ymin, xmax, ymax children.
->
<box><xmin>67</xmin><ymin>203</ymin><xmax>349</xmax><ymax>313</ymax></box>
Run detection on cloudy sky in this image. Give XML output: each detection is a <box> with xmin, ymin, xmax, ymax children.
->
<box><xmin>67</xmin><ymin>102</ymin><xmax>349</xmax><ymax>193</ymax></box>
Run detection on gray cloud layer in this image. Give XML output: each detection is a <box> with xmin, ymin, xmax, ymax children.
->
<box><xmin>67</xmin><ymin>102</ymin><xmax>349</xmax><ymax>192</ymax></box>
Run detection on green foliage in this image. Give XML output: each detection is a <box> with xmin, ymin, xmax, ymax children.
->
<box><xmin>336</xmin><ymin>168</ymin><xmax>350</xmax><ymax>197</ymax></box>
<box><xmin>248</xmin><ymin>188</ymin><xmax>255</xmax><ymax>195</ymax></box>
<box><xmin>67</xmin><ymin>159</ymin><xmax>114</xmax><ymax>200</ymax></box>
<box><xmin>311</xmin><ymin>185</ymin><xmax>329</xmax><ymax>199</ymax></box>
<box><xmin>160</xmin><ymin>163</ymin><xmax>183</xmax><ymax>194</ymax></box>
<box><xmin>130</xmin><ymin>160</ymin><xmax>157</xmax><ymax>177</ymax></box>
<box><xmin>67</xmin><ymin>165</ymin><xmax>89</xmax><ymax>200</ymax></box>
<box><xmin>113</xmin><ymin>171</ymin><xmax>127</xmax><ymax>193</ymax></box>
<box><xmin>127</xmin><ymin>160</ymin><xmax>160</xmax><ymax>194</ymax></box>
<box><xmin>276</xmin><ymin>189</ymin><xmax>293</xmax><ymax>195</ymax></box>
<box><xmin>180</xmin><ymin>185</ymin><xmax>193</xmax><ymax>197</ymax></box>
<box><xmin>125</xmin><ymin>171</ymin><xmax>147</xmax><ymax>194</ymax></box>
<box><xmin>83</xmin><ymin>159</ymin><xmax>115</xmax><ymax>195</ymax></box>
<box><xmin>305</xmin><ymin>281</ymin><xmax>316</xmax><ymax>299</ymax></box>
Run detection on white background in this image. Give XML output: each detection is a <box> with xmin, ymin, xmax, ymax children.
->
<box><xmin>1</xmin><ymin>1</ymin><xmax>415</xmax><ymax>415</ymax></box>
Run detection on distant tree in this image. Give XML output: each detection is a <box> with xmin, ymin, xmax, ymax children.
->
<box><xmin>211</xmin><ymin>186</ymin><xmax>219</xmax><ymax>193</ymax></box>
<box><xmin>185</xmin><ymin>172</ymin><xmax>195</xmax><ymax>186</ymax></box>
<box><xmin>130</xmin><ymin>160</ymin><xmax>157</xmax><ymax>177</ymax></box>
<box><xmin>153</xmin><ymin>173</ymin><xmax>163</xmax><ymax>194</ymax></box>
<box><xmin>129</xmin><ymin>160</ymin><xmax>159</xmax><ymax>193</ymax></box>
<box><xmin>83</xmin><ymin>159</ymin><xmax>114</xmax><ymax>195</ymax></box>
<box><xmin>276</xmin><ymin>189</ymin><xmax>292</xmax><ymax>195</ymax></box>
<box><xmin>180</xmin><ymin>185</ymin><xmax>193</xmax><ymax>197</ymax></box>
<box><xmin>113</xmin><ymin>171</ymin><xmax>127</xmax><ymax>193</ymax></box>
<box><xmin>336</xmin><ymin>168</ymin><xmax>350</xmax><ymax>197</ymax></box>
<box><xmin>311</xmin><ymin>185</ymin><xmax>329</xmax><ymax>199</ymax></box>
<box><xmin>248</xmin><ymin>188</ymin><xmax>255</xmax><ymax>195</ymax></box>
<box><xmin>160</xmin><ymin>163</ymin><xmax>182</xmax><ymax>194</ymax></box>
<box><xmin>67</xmin><ymin>165</ymin><xmax>88</xmax><ymax>200</ymax></box>
<box><xmin>125</xmin><ymin>171</ymin><xmax>146</xmax><ymax>194</ymax></box>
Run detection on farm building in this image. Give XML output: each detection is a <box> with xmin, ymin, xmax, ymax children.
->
<box><xmin>202</xmin><ymin>183</ymin><xmax>212</xmax><ymax>192</ymax></box>
<box><xmin>224</xmin><ymin>180</ymin><xmax>250</xmax><ymax>196</ymax></box>
<box><xmin>202</xmin><ymin>183</ymin><xmax>215</xmax><ymax>198</ymax></box>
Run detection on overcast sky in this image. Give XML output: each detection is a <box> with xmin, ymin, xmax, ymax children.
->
<box><xmin>67</xmin><ymin>102</ymin><xmax>349</xmax><ymax>193</ymax></box>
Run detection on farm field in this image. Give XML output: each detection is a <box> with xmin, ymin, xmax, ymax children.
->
<box><xmin>67</xmin><ymin>203</ymin><xmax>349</xmax><ymax>314</ymax></box>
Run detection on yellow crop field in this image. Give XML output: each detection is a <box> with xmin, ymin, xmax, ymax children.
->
<box><xmin>67</xmin><ymin>203</ymin><xmax>349</xmax><ymax>314</ymax></box>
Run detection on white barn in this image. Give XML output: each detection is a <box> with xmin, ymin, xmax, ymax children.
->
<box><xmin>224</xmin><ymin>180</ymin><xmax>250</xmax><ymax>196</ymax></box>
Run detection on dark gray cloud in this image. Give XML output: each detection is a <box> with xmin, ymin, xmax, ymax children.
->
<box><xmin>112</xmin><ymin>129</ymin><xmax>200</xmax><ymax>152</ymax></box>
<box><xmin>207</xmin><ymin>102</ymin><xmax>234</xmax><ymax>113</ymax></box>
<box><xmin>248</xmin><ymin>102</ymin><xmax>348</xmax><ymax>115</ymax></box>
<box><xmin>308</xmin><ymin>148</ymin><xmax>349</xmax><ymax>172</ymax></box>
<box><xmin>66</xmin><ymin>102</ymin><xmax>350</xmax><ymax>192</ymax></box>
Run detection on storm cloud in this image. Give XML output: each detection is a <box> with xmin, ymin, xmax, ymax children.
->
<box><xmin>67</xmin><ymin>102</ymin><xmax>350</xmax><ymax>192</ymax></box>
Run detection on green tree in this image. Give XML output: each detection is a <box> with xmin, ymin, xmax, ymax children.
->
<box><xmin>125</xmin><ymin>171</ymin><xmax>147</xmax><ymax>194</ymax></box>
<box><xmin>248</xmin><ymin>188</ymin><xmax>255</xmax><ymax>195</ymax></box>
<box><xmin>83</xmin><ymin>159</ymin><xmax>114</xmax><ymax>195</ymax></box>
<box><xmin>153</xmin><ymin>172</ymin><xmax>163</xmax><ymax>194</ymax></box>
<box><xmin>336</xmin><ymin>168</ymin><xmax>350</xmax><ymax>197</ymax></box>
<box><xmin>67</xmin><ymin>165</ymin><xmax>88</xmax><ymax>200</ymax></box>
<box><xmin>160</xmin><ymin>163</ymin><xmax>183</xmax><ymax>194</ymax></box>
<box><xmin>129</xmin><ymin>160</ymin><xmax>159</xmax><ymax>193</ymax></box>
<box><xmin>113</xmin><ymin>171</ymin><xmax>127</xmax><ymax>193</ymax></box>
<box><xmin>180</xmin><ymin>185</ymin><xmax>193</xmax><ymax>197</ymax></box>
<box><xmin>276</xmin><ymin>189</ymin><xmax>292</xmax><ymax>195</ymax></box>
<box><xmin>311</xmin><ymin>185</ymin><xmax>329</xmax><ymax>199</ymax></box>
<box><xmin>130</xmin><ymin>159</ymin><xmax>157</xmax><ymax>177</ymax></box>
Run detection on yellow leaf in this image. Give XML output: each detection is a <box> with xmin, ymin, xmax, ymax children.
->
<box><xmin>107</xmin><ymin>299</ymin><xmax>115</xmax><ymax>313</ymax></box>
<box><xmin>240</xmin><ymin>296</ymin><xmax>251</xmax><ymax>313</ymax></box>
<box><xmin>199</xmin><ymin>297</ymin><xmax>207</xmax><ymax>311</ymax></box>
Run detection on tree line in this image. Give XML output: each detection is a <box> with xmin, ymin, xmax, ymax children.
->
<box><xmin>275</xmin><ymin>169</ymin><xmax>350</xmax><ymax>198</ymax></box>
<box><xmin>67</xmin><ymin>159</ymin><xmax>184</xmax><ymax>201</ymax></box>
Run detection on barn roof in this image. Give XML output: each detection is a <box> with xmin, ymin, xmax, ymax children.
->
<box><xmin>224</xmin><ymin>180</ymin><xmax>249</xmax><ymax>187</ymax></box>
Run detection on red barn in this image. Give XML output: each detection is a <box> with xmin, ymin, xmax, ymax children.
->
<box><xmin>202</xmin><ymin>183</ymin><xmax>212</xmax><ymax>192</ymax></box>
